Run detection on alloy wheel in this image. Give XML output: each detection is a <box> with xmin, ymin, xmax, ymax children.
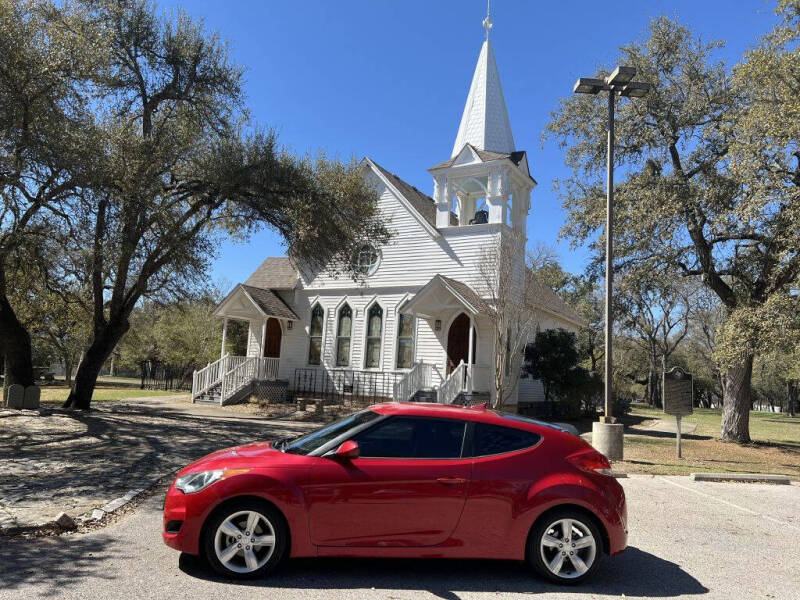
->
<box><xmin>539</xmin><ymin>518</ymin><xmax>597</xmax><ymax>580</ymax></box>
<box><xmin>213</xmin><ymin>510</ymin><xmax>276</xmax><ymax>574</ymax></box>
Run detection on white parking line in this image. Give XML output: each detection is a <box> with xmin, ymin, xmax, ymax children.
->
<box><xmin>657</xmin><ymin>476</ymin><xmax>800</xmax><ymax>531</ymax></box>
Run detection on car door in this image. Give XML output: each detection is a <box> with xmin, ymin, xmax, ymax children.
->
<box><xmin>304</xmin><ymin>416</ymin><xmax>471</xmax><ymax>547</ymax></box>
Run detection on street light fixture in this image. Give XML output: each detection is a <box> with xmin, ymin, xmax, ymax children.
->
<box><xmin>574</xmin><ymin>65</ymin><xmax>650</xmax><ymax>460</ymax></box>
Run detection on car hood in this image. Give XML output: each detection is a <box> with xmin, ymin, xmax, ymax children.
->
<box><xmin>177</xmin><ymin>441</ymin><xmax>310</xmax><ymax>475</ymax></box>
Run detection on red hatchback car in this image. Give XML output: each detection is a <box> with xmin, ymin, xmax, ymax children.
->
<box><xmin>163</xmin><ymin>403</ymin><xmax>627</xmax><ymax>584</ymax></box>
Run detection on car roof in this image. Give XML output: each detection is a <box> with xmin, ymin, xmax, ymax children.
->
<box><xmin>369</xmin><ymin>402</ymin><xmax>566</xmax><ymax>435</ymax></box>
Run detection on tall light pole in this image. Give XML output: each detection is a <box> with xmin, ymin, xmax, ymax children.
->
<box><xmin>574</xmin><ymin>66</ymin><xmax>650</xmax><ymax>459</ymax></box>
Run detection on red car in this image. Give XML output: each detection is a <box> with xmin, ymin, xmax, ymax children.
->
<box><xmin>163</xmin><ymin>403</ymin><xmax>627</xmax><ymax>584</ymax></box>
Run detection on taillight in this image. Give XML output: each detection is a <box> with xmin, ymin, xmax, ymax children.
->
<box><xmin>567</xmin><ymin>448</ymin><xmax>613</xmax><ymax>476</ymax></box>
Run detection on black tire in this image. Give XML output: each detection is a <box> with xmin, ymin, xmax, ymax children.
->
<box><xmin>202</xmin><ymin>498</ymin><xmax>288</xmax><ymax>580</ymax></box>
<box><xmin>527</xmin><ymin>508</ymin><xmax>604</xmax><ymax>585</ymax></box>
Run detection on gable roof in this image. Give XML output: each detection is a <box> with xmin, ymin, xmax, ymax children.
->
<box><xmin>430</xmin><ymin>144</ymin><xmax>527</xmax><ymax>171</ymax></box>
<box><xmin>240</xmin><ymin>285</ymin><xmax>299</xmax><ymax>320</ymax></box>
<box><xmin>527</xmin><ymin>275</ymin><xmax>586</xmax><ymax>328</ymax></box>
<box><xmin>437</xmin><ymin>275</ymin><xmax>486</xmax><ymax>312</ymax></box>
<box><xmin>215</xmin><ymin>284</ymin><xmax>299</xmax><ymax>320</ymax></box>
<box><xmin>244</xmin><ymin>257</ymin><xmax>298</xmax><ymax>290</ymax></box>
<box><xmin>369</xmin><ymin>160</ymin><xmax>458</xmax><ymax>228</ymax></box>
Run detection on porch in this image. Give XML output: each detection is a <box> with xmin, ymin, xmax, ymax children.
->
<box><xmin>191</xmin><ymin>283</ymin><xmax>297</xmax><ymax>405</ymax></box>
<box><xmin>392</xmin><ymin>274</ymin><xmax>494</xmax><ymax>405</ymax></box>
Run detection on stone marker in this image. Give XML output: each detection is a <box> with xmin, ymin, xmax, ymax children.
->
<box><xmin>90</xmin><ymin>509</ymin><xmax>105</xmax><ymax>521</ymax></box>
<box><xmin>23</xmin><ymin>386</ymin><xmax>41</xmax><ymax>409</ymax></box>
<box><xmin>6</xmin><ymin>384</ymin><xmax>24</xmax><ymax>409</ymax></box>
<box><xmin>54</xmin><ymin>512</ymin><xmax>77</xmax><ymax>530</ymax></box>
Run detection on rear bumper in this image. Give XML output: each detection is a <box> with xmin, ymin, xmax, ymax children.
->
<box><xmin>603</xmin><ymin>477</ymin><xmax>628</xmax><ymax>555</ymax></box>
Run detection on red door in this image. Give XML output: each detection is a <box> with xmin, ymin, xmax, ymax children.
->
<box><xmin>304</xmin><ymin>416</ymin><xmax>471</xmax><ymax>547</ymax></box>
<box><xmin>264</xmin><ymin>318</ymin><xmax>282</xmax><ymax>358</ymax></box>
<box><xmin>447</xmin><ymin>313</ymin><xmax>475</xmax><ymax>374</ymax></box>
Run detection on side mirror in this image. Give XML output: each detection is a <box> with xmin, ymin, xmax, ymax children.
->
<box><xmin>333</xmin><ymin>440</ymin><xmax>360</xmax><ymax>460</ymax></box>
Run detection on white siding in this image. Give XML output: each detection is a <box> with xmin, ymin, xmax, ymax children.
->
<box><xmin>300</xmin><ymin>179</ymin><xmax>506</xmax><ymax>294</ymax></box>
<box><xmin>246</xmin><ymin>319</ymin><xmax>264</xmax><ymax>357</ymax></box>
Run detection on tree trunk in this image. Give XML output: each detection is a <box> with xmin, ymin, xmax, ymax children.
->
<box><xmin>63</xmin><ymin>321</ymin><xmax>129</xmax><ymax>410</ymax></box>
<box><xmin>720</xmin><ymin>354</ymin><xmax>754</xmax><ymax>443</ymax></box>
<box><xmin>63</xmin><ymin>354</ymin><xmax>73</xmax><ymax>388</ymax></box>
<box><xmin>0</xmin><ymin>293</ymin><xmax>35</xmax><ymax>388</ymax></box>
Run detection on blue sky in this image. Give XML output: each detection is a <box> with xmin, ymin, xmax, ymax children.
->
<box><xmin>157</xmin><ymin>0</ymin><xmax>779</xmax><ymax>287</ymax></box>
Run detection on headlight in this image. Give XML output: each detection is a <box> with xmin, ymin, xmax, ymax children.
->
<box><xmin>174</xmin><ymin>470</ymin><xmax>224</xmax><ymax>494</ymax></box>
<box><xmin>174</xmin><ymin>468</ymin><xmax>251</xmax><ymax>494</ymax></box>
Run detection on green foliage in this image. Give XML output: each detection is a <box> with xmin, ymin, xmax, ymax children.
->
<box><xmin>0</xmin><ymin>0</ymin><xmax>392</xmax><ymax>407</ymax></box>
<box><xmin>546</xmin><ymin>12</ymin><xmax>800</xmax><ymax>441</ymax></box>
<box><xmin>119</xmin><ymin>293</ymin><xmax>233</xmax><ymax>370</ymax></box>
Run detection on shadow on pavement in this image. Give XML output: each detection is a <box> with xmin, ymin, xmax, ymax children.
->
<box><xmin>179</xmin><ymin>546</ymin><xmax>708</xmax><ymax>599</ymax></box>
<box><xmin>0</xmin><ymin>533</ymin><xmax>124</xmax><ymax>596</ymax></box>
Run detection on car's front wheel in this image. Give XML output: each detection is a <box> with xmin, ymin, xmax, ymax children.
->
<box><xmin>202</xmin><ymin>499</ymin><xmax>287</xmax><ymax>579</ymax></box>
<box><xmin>528</xmin><ymin>509</ymin><xmax>603</xmax><ymax>584</ymax></box>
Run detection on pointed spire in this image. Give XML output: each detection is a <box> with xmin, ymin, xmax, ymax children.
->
<box><xmin>451</xmin><ymin>7</ymin><xmax>515</xmax><ymax>158</ymax></box>
<box><xmin>482</xmin><ymin>0</ymin><xmax>492</xmax><ymax>40</ymax></box>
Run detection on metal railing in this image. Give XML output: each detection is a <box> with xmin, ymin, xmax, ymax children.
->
<box><xmin>438</xmin><ymin>361</ymin><xmax>468</xmax><ymax>405</ymax></box>
<box><xmin>392</xmin><ymin>362</ymin><xmax>442</xmax><ymax>402</ymax></box>
<box><xmin>294</xmin><ymin>368</ymin><xmax>407</xmax><ymax>405</ymax></box>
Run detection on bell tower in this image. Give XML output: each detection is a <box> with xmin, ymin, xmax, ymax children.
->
<box><xmin>429</xmin><ymin>4</ymin><xmax>534</xmax><ymax>233</ymax></box>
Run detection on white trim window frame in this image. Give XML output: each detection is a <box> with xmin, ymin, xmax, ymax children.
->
<box><xmin>363</xmin><ymin>301</ymin><xmax>385</xmax><ymax>370</ymax></box>
<box><xmin>335</xmin><ymin>302</ymin><xmax>353</xmax><ymax>367</ymax></box>
<box><xmin>395</xmin><ymin>312</ymin><xmax>416</xmax><ymax>370</ymax></box>
<box><xmin>307</xmin><ymin>303</ymin><xmax>325</xmax><ymax>366</ymax></box>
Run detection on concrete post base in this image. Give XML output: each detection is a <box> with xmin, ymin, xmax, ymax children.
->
<box><xmin>592</xmin><ymin>422</ymin><xmax>624</xmax><ymax>461</ymax></box>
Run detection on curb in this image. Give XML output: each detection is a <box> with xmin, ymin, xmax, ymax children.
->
<box><xmin>0</xmin><ymin>482</ymin><xmax>160</xmax><ymax>537</ymax></box>
<box><xmin>690</xmin><ymin>472</ymin><xmax>791</xmax><ymax>484</ymax></box>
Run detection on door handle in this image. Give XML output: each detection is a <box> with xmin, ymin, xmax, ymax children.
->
<box><xmin>436</xmin><ymin>477</ymin><xmax>467</xmax><ymax>484</ymax></box>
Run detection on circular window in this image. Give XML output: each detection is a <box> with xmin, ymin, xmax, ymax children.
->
<box><xmin>353</xmin><ymin>243</ymin><xmax>381</xmax><ymax>276</ymax></box>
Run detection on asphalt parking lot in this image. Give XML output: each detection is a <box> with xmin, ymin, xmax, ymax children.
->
<box><xmin>1</xmin><ymin>475</ymin><xmax>797</xmax><ymax>600</ymax></box>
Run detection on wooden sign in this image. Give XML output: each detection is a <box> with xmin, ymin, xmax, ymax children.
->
<box><xmin>663</xmin><ymin>366</ymin><xmax>693</xmax><ymax>416</ymax></box>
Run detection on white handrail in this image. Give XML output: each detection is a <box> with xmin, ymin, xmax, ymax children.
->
<box><xmin>221</xmin><ymin>356</ymin><xmax>282</xmax><ymax>404</ymax></box>
<box><xmin>192</xmin><ymin>355</ymin><xmax>281</xmax><ymax>402</ymax></box>
<box><xmin>438</xmin><ymin>361</ymin><xmax>467</xmax><ymax>405</ymax></box>
<box><xmin>392</xmin><ymin>362</ymin><xmax>441</xmax><ymax>402</ymax></box>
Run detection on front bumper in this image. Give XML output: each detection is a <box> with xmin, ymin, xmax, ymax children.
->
<box><xmin>162</xmin><ymin>482</ymin><xmax>217</xmax><ymax>555</ymax></box>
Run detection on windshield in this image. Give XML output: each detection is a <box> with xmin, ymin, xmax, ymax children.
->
<box><xmin>280</xmin><ymin>409</ymin><xmax>381</xmax><ymax>455</ymax></box>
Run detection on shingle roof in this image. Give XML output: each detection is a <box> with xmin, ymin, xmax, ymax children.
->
<box><xmin>527</xmin><ymin>274</ymin><xmax>587</xmax><ymax>328</ymax></box>
<box><xmin>240</xmin><ymin>285</ymin><xmax>299</xmax><ymax>320</ymax></box>
<box><xmin>244</xmin><ymin>257</ymin><xmax>297</xmax><ymax>290</ymax></box>
<box><xmin>370</xmin><ymin>160</ymin><xmax>459</xmax><ymax>227</ymax></box>
<box><xmin>430</xmin><ymin>144</ymin><xmax>527</xmax><ymax>171</ymax></box>
<box><xmin>438</xmin><ymin>275</ymin><xmax>486</xmax><ymax>312</ymax></box>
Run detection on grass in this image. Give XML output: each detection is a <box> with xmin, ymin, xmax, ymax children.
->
<box><xmin>615</xmin><ymin>405</ymin><xmax>800</xmax><ymax>478</ymax></box>
<box><xmin>38</xmin><ymin>384</ymin><xmax>185</xmax><ymax>405</ymax></box>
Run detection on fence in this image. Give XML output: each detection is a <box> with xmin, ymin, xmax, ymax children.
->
<box><xmin>140</xmin><ymin>361</ymin><xmax>191</xmax><ymax>391</ymax></box>
<box><xmin>292</xmin><ymin>368</ymin><xmax>405</xmax><ymax>406</ymax></box>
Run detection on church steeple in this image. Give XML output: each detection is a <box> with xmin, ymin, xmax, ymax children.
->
<box><xmin>451</xmin><ymin>4</ymin><xmax>515</xmax><ymax>158</ymax></box>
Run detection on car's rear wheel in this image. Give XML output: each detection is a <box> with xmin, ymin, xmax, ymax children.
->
<box><xmin>528</xmin><ymin>509</ymin><xmax>603</xmax><ymax>584</ymax></box>
<box><xmin>202</xmin><ymin>499</ymin><xmax>287</xmax><ymax>579</ymax></box>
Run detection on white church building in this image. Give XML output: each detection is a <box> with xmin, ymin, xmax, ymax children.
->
<box><xmin>192</xmin><ymin>14</ymin><xmax>583</xmax><ymax>408</ymax></box>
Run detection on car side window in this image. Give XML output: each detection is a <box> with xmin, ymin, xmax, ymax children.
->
<box><xmin>353</xmin><ymin>417</ymin><xmax>467</xmax><ymax>459</ymax></box>
<box><xmin>473</xmin><ymin>423</ymin><xmax>540</xmax><ymax>456</ymax></box>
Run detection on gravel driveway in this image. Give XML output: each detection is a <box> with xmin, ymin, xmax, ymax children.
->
<box><xmin>0</xmin><ymin>397</ymin><xmax>317</xmax><ymax>530</ymax></box>
<box><xmin>0</xmin><ymin>475</ymin><xmax>797</xmax><ymax>600</ymax></box>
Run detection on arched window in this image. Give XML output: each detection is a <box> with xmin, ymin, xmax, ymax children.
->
<box><xmin>364</xmin><ymin>303</ymin><xmax>383</xmax><ymax>369</ymax></box>
<box><xmin>335</xmin><ymin>303</ymin><xmax>352</xmax><ymax>367</ymax></box>
<box><xmin>395</xmin><ymin>313</ymin><xmax>415</xmax><ymax>369</ymax></box>
<box><xmin>307</xmin><ymin>304</ymin><xmax>324</xmax><ymax>365</ymax></box>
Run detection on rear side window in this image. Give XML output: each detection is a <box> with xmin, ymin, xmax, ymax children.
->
<box><xmin>473</xmin><ymin>423</ymin><xmax>540</xmax><ymax>456</ymax></box>
<box><xmin>353</xmin><ymin>417</ymin><xmax>467</xmax><ymax>459</ymax></box>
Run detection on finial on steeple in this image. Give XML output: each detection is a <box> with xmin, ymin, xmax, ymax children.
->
<box><xmin>482</xmin><ymin>0</ymin><xmax>493</xmax><ymax>40</ymax></box>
